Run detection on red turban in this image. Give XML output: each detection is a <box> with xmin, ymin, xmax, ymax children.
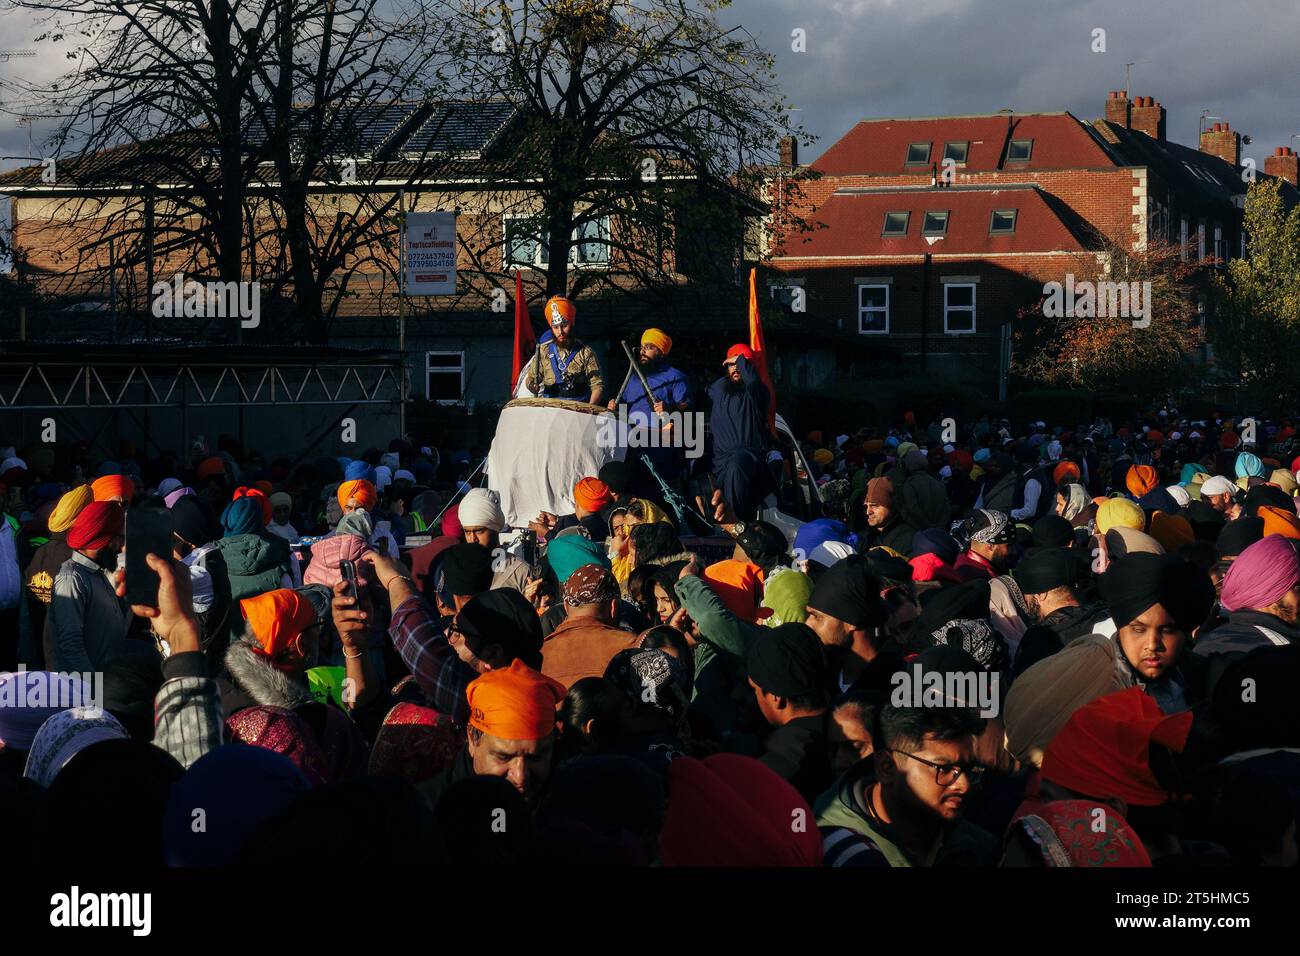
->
<box><xmin>337</xmin><ymin>479</ymin><xmax>378</xmax><ymax>513</ymax></box>
<box><xmin>660</xmin><ymin>754</ymin><xmax>823</xmax><ymax>866</ymax></box>
<box><xmin>1041</xmin><ymin>687</ymin><xmax>1192</xmax><ymax>807</ymax></box>
<box><xmin>233</xmin><ymin>486</ymin><xmax>272</xmax><ymax>525</ymax></box>
<box><xmin>66</xmin><ymin>500</ymin><xmax>125</xmax><ymax>551</ymax></box>
<box><xmin>196</xmin><ymin>457</ymin><xmax>228</xmax><ymax>481</ymax></box>
<box><xmin>725</xmin><ymin>344</ymin><xmax>755</xmax><ymax>363</ymax></box>
<box><xmin>441</xmin><ymin>503</ymin><xmax>463</xmax><ymax>539</ymax></box>
<box><xmin>573</xmin><ymin>477</ymin><xmax>613</xmax><ymax>513</ymax></box>
<box><xmin>1125</xmin><ymin>465</ymin><xmax>1159</xmax><ymax>498</ymax></box>
<box><xmin>240</xmin><ymin>589</ymin><xmax>316</xmax><ymax>665</ymax></box>
<box><xmin>465</xmin><ymin>659</ymin><xmax>566</xmax><ymax>741</ymax></box>
<box><xmin>91</xmin><ymin>474</ymin><xmax>135</xmax><ymax>502</ymax></box>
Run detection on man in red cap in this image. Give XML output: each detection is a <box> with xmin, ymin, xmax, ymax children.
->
<box><xmin>49</xmin><ymin>501</ymin><xmax>137</xmax><ymax>672</ymax></box>
<box><xmin>706</xmin><ymin>344</ymin><xmax>772</xmax><ymax>520</ymax></box>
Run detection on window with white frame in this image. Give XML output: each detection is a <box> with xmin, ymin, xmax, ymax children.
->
<box><xmin>1180</xmin><ymin>217</ymin><xmax>1189</xmax><ymax>260</ymax></box>
<box><xmin>857</xmin><ymin>283</ymin><xmax>889</xmax><ymax>334</ymax></box>
<box><xmin>425</xmin><ymin>351</ymin><xmax>465</xmax><ymax>403</ymax></box>
<box><xmin>503</xmin><ymin>215</ymin><xmax>611</xmax><ymax>267</ymax></box>
<box><xmin>1213</xmin><ymin>225</ymin><xmax>1224</xmax><ymax>262</ymax></box>
<box><xmin>943</xmin><ymin>283</ymin><xmax>976</xmax><ymax>334</ymax></box>
<box><xmin>1197</xmin><ymin>223</ymin><xmax>1206</xmax><ymax>260</ymax></box>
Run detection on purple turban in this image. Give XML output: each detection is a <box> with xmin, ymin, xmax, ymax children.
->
<box><xmin>1220</xmin><ymin>535</ymin><xmax>1300</xmax><ymax>613</ymax></box>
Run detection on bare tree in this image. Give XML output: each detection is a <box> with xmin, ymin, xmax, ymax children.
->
<box><xmin>435</xmin><ymin>0</ymin><xmax>807</xmax><ymax>312</ymax></box>
<box><xmin>8</xmin><ymin>0</ymin><xmax>452</xmax><ymax>342</ymax></box>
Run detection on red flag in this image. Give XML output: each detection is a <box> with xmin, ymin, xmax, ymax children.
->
<box><xmin>510</xmin><ymin>271</ymin><xmax>536</xmax><ymax>395</ymax></box>
<box><xmin>748</xmin><ymin>267</ymin><xmax>777</xmax><ymax>436</ymax></box>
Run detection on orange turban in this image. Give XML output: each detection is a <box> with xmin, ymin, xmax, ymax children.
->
<box><xmin>1148</xmin><ymin>511</ymin><xmax>1194</xmax><ymax>552</ymax></box>
<box><xmin>91</xmin><ymin>474</ymin><xmax>135</xmax><ymax>502</ymax></box>
<box><xmin>337</xmin><ymin>479</ymin><xmax>378</xmax><ymax>513</ymax></box>
<box><xmin>466</xmin><ymin>659</ymin><xmax>566</xmax><ymax>741</ymax></box>
<box><xmin>1053</xmin><ymin>461</ymin><xmax>1081</xmax><ymax>485</ymax></box>
<box><xmin>703</xmin><ymin>559</ymin><xmax>770</xmax><ymax>623</ymax></box>
<box><xmin>233</xmin><ymin>486</ymin><xmax>272</xmax><ymax>524</ymax></box>
<box><xmin>574</xmin><ymin>477</ymin><xmax>613</xmax><ymax>513</ymax></box>
<box><xmin>240</xmin><ymin>589</ymin><xmax>316</xmax><ymax>664</ymax></box>
<box><xmin>1258</xmin><ymin>505</ymin><xmax>1300</xmax><ymax>541</ymax></box>
<box><xmin>544</xmin><ymin>295</ymin><xmax>576</xmax><ymax>328</ymax></box>
<box><xmin>1125</xmin><ymin>465</ymin><xmax>1159</xmax><ymax>498</ymax></box>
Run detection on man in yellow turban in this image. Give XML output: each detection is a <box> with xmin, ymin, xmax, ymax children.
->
<box><xmin>606</xmin><ymin>326</ymin><xmax>694</xmax><ymax>486</ymax></box>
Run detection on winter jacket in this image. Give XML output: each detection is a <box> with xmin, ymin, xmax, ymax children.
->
<box><xmin>814</xmin><ymin>759</ymin><xmax>1000</xmax><ymax>867</ymax></box>
<box><xmin>1193</xmin><ymin>609</ymin><xmax>1294</xmax><ymax>657</ymax></box>
<box><xmin>215</xmin><ymin>532</ymin><xmax>293</xmax><ymax>603</ymax></box>
<box><xmin>541</xmin><ymin>616</ymin><xmax>640</xmax><ymax>689</ymax></box>
<box><xmin>48</xmin><ymin>551</ymin><xmax>141</xmax><ymax>673</ymax></box>
<box><xmin>153</xmin><ymin>650</ymin><xmax>224</xmax><ymax>769</ymax></box>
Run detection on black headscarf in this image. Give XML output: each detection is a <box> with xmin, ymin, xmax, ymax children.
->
<box><xmin>1099</xmin><ymin>554</ymin><xmax>1216</xmax><ymax>634</ymax></box>
<box><xmin>457</xmin><ymin>588</ymin><xmax>544</xmax><ymax>669</ymax></box>
<box><xmin>1216</xmin><ymin>516</ymin><xmax>1264</xmax><ymax>559</ymax></box>
<box><xmin>806</xmin><ymin>554</ymin><xmax>886</xmax><ymax>629</ymax></box>
<box><xmin>441</xmin><ymin>542</ymin><xmax>496</xmax><ymax>596</ymax></box>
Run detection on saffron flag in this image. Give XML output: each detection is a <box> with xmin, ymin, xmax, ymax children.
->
<box><xmin>511</xmin><ymin>271</ymin><xmax>537</xmax><ymax>395</ymax></box>
<box><xmin>748</xmin><ymin>267</ymin><xmax>777</xmax><ymax>436</ymax></box>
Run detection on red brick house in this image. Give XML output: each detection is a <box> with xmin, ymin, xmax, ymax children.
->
<box><xmin>765</xmin><ymin>92</ymin><xmax>1300</xmax><ymax>401</ymax></box>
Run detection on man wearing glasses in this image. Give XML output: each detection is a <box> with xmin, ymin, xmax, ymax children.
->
<box><xmin>525</xmin><ymin>295</ymin><xmax>605</xmax><ymax>404</ymax></box>
<box><xmin>815</xmin><ymin>704</ymin><xmax>999</xmax><ymax>867</ymax></box>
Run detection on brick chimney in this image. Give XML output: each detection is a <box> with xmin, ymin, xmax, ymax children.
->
<box><xmin>1130</xmin><ymin>96</ymin><xmax>1166</xmax><ymax>142</ymax></box>
<box><xmin>1200</xmin><ymin>122</ymin><xmax>1241</xmax><ymax>167</ymax></box>
<box><xmin>1265</xmin><ymin>146</ymin><xmax>1299</xmax><ymax>186</ymax></box>
<box><xmin>779</xmin><ymin>136</ymin><xmax>799</xmax><ymax>168</ymax></box>
<box><xmin>1105</xmin><ymin>90</ymin><xmax>1131</xmax><ymax>128</ymax></box>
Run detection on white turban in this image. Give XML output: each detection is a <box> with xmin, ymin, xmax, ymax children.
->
<box><xmin>1201</xmin><ymin>476</ymin><xmax>1237</xmax><ymax>497</ymax></box>
<box><xmin>1165</xmin><ymin>485</ymin><xmax>1191</xmax><ymax>509</ymax></box>
<box><xmin>808</xmin><ymin>540</ymin><xmax>855</xmax><ymax>567</ymax></box>
<box><xmin>458</xmin><ymin>488</ymin><xmax>505</xmax><ymax>531</ymax></box>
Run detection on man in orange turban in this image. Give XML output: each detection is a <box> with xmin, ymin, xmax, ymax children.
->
<box><xmin>1125</xmin><ymin>465</ymin><xmax>1159</xmax><ymax>499</ymax></box>
<box><xmin>1258</xmin><ymin>505</ymin><xmax>1300</xmax><ymax>540</ymax></box>
<box><xmin>428</xmin><ymin>659</ymin><xmax>565</xmax><ymax>806</ymax></box>
<box><xmin>1052</xmin><ymin>461</ymin><xmax>1081</xmax><ymax>486</ymax></box>
<box><xmin>240</xmin><ymin>588</ymin><xmax>319</xmax><ymax>672</ymax></box>
<box><xmin>524</xmin><ymin>295</ymin><xmax>604</xmax><ymax>404</ymax></box>
<box><xmin>337</xmin><ymin>478</ymin><xmax>378</xmax><ymax>514</ymax></box>
<box><xmin>91</xmin><ymin>474</ymin><xmax>135</xmax><ymax>503</ymax></box>
<box><xmin>574</xmin><ymin>476</ymin><xmax>613</xmax><ymax>515</ymax></box>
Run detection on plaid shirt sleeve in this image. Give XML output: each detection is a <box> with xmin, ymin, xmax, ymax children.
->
<box><xmin>153</xmin><ymin>651</ymin><xmax>224</xmax><ymax>769</ymax></box>
<box><xmin>389</xmin><ymin>594</ymin><xmax>471</xmax><ymax>724</ymax></box>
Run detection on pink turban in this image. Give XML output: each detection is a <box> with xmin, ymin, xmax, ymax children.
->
<box><xmin>1220</xmin><ymin>534</ymin><xmax>1300</xmax><ymax>612</ymax></box>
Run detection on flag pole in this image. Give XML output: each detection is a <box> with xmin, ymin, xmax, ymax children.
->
<box><xmin>398</xmin><ymin>188</ymin><xmax>407</xmax><ymax>441</ymax></box>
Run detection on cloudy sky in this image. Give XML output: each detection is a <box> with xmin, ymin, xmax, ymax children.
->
<box><xmin>1</xmin><ymin>0</ymin><xmax>1297</xmax><ymax>173</ymax></box>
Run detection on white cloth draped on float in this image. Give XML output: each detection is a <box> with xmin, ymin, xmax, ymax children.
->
<box><xmin>486</xmin><ymin>398</ymin><xmax>626</xmax><ymax>528</ymax></box>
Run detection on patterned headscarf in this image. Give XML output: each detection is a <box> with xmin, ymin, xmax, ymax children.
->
<box><xmin>604</xmin><ymin>648</ymin><xmax>691</xmax><ymax>722</ymax></box>
<box><xmin>563</xmin><ymin>563</ymin><xmax>619</xmax><ymax>607</ymax></box>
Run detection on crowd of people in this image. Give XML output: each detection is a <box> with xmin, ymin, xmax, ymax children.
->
<box><xmin>1</xmin><ymin>340</ymin><xmax>1299</xmax><ymax>866</ymax></box>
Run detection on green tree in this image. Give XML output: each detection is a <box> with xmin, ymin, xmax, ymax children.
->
<box><xmin>1209</xmin><ymin>178</ymin><xmax>1300</xmax><ymax>412</ymax></box>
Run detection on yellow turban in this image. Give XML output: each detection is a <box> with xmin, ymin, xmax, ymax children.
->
<box><xmin>641</xmin><ymin>327</ymin><xmax>672</xmax><ymax>355</ymax></box>
<box><xmin>813</xmin><ymin>448</ymin><xmax>834</xmax><ymax>466</ymax></box>
<box><xmin>1096</xmin><ymin>497</ymin><xmax>1144</xmax><ymax>534</ymax></box>
<box><xmin>49</xmin><ymin>484</ymin><xmax>94</xmax><ymax>534</ymax></box>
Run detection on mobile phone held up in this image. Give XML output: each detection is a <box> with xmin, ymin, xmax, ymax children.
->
<box><xmin>339</xmin><ymin>558</ymin><xmax>360</xmax><ymax>604</ymax></box>
<box><xmin>125</xmin><ymin>497</ymin><xmax>175</xmax><ymax>608</ymax></box>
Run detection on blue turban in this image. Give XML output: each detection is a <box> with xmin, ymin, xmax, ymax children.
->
<box><xmin>546</xmin><ymin>535</ymin><xmax>609</xmax><ymax>584</ymax></box>
<box><xmin>220</xmin><ymin>496</ymin><xmax>264</xmax><ymax>536</ymax></box>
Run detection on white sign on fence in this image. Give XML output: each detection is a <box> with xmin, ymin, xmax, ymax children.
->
<box><xmin>404</xmin><ymin>211</ymin><xmax>457</xmax><ymax>295</ymax></box>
